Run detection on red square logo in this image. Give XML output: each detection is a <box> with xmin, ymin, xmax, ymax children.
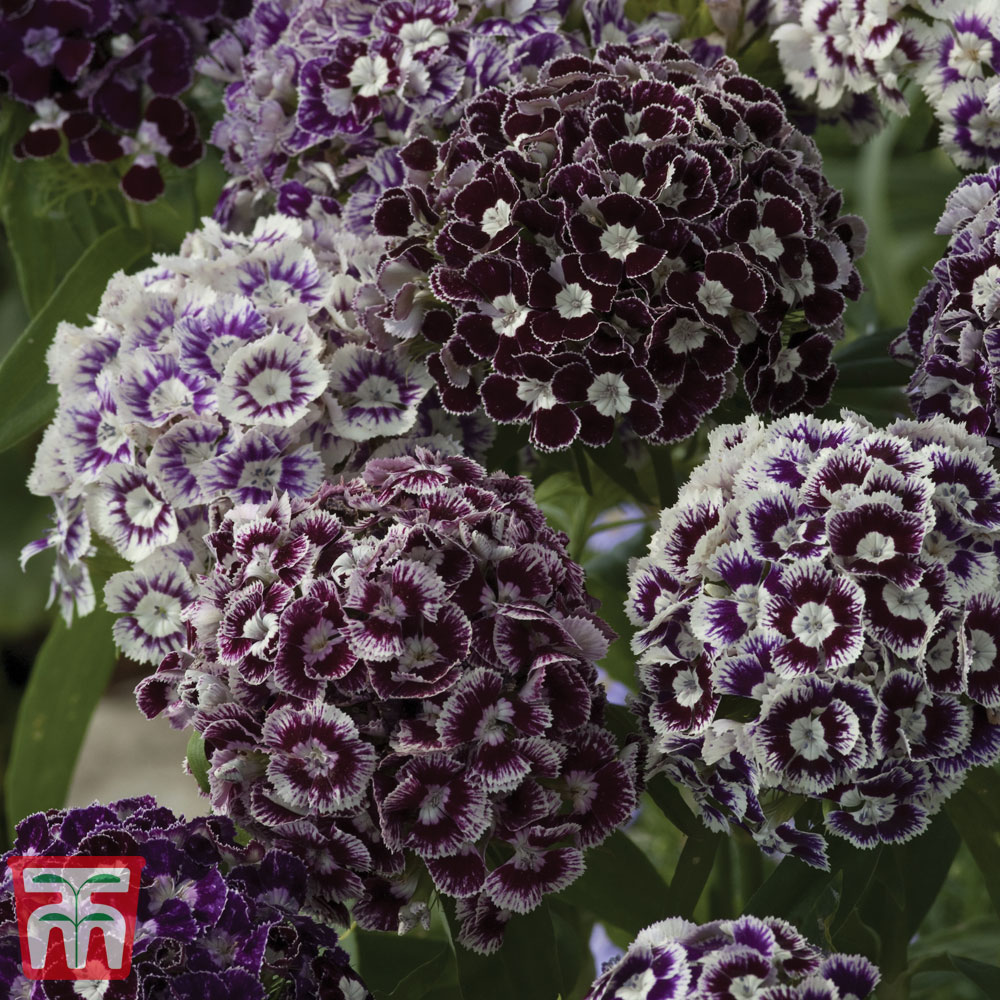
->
<box><xmin>6</xmin><ymin>856</ymin><xmax>145</xmax><ymax>980</ymax></box>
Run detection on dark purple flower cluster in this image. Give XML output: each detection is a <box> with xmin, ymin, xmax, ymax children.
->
<box><xmin>892</xmin><ymin>166</ymin><xmax>1000</xmax><ymax>441</ymax></box>
<box><xmin>585</xmin><ymin>914</ymin><xmax>879</xmax><ymax>1000</ymax></box>
<box><xmin>0</xmin><ymin>0</ymin><xmax>249</xmax><ymax>201</ymax></box>
<box><xmin>627</xmin><ymin>411</ymin><xmax>1000</xmax><ymax>865</ymax></box>
<box><xmin>137</xmin><ymin>449</ymin><xmax>638</xmax><ymax>953</ymax></box>
<box><xmin>368</xmin><ymin>40</ymin><xmax>866</xmax><ymax>453</ymax></box>
<box><xmin>0</xmin><ymin>796</ymin><xmax>369</xmax><ymax>999</ymax></box>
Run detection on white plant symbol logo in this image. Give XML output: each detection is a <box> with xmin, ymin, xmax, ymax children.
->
<box><xmin>22</xmin><ymin>865</ymin><xmax>134</xmax><ymax>971</ymax></box>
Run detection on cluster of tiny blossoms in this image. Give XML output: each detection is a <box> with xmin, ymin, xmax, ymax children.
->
<box><xmin>22</xmin><ymin>212</ymin><xmax>459</xmax><ymax>661</ymax></box>
<box><xmin>204</xmin><ymin>0</ymin><xmax>678</xmax><ymax>231</ymax></box>
<box><xmin>369</xmin><ymin>40</ymin><xmax>866</xmax><ymax>453</ymax></box>
<box><xmin>0</xmin><ymin>796</ymin><xmax>370</xmax><ymax>999</ymax></box>
<box><xmin>138</xmin><ymin>450</ymin><xmax>638</xmax><ymax>953</ymax></box>
<box><xmin>627</xmin><ymin>411</ymin><xmax>1000</xmax><ymax>865</ymax></box>
<box><xmin>756</xmin><ymin>0</ymin><xmax>1000</xmax><ymax>168</ymax></box>
<box><xmin>585</xmin><ymin>915</ymin><xmax>879</xmax><ymax>1000</ymax></box>
<box><xmin>0</xmin><ymin>0</ymin><xmax>250</xmax><ymax>200</ymax></box>
<box><xmin>893</xmin><ymin>166</ymin><xmax>1000</xmax><ymax>441</ymax></box>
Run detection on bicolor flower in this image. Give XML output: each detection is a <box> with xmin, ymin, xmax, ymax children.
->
<box><xmin>628</xmin><ymin>411</ymin><xmax>1000</xmax><ymax>863</ymax></box>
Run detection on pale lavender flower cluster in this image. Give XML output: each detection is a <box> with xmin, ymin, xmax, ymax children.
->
<box><xmin>0</xmin><ymin>796</ymin><xmax>370</xmax><ymax>1000</ymax></box>
<box><xmin>762</xmin><ymin>0</ymin><xmax>1000</xmax><ymax>168</ymax></box>
<box><xmin>892</xmin><ymin>166</ymin><xmax>1000</xmax><ymax>441</ymax></box>
<box><xmin>627</xmin><ymin>411</ymin><xmax>1000</xmax><ymax>865</ymax></box>
<box><xmin>369</xmin><ymin>41</ymin><xmax>865</xmax><ymax>453</ymax></box>
<box><xmin>137</xmin><ymin>450</ymin><xmax>638</xmax><ymax>953</ymax></box>
<box><xmin>204</xmin><ymin>0</ymin><xmax>581</xmax><ymax>231</ymax></box>
<box><xmin>22</xmin><ymin>213</ymin><xmax>449</xmax><ymax>662</ymax></box>
<box><xmin>585</xmin><ymin>915</ymin><xmax>879</xmax><ymax>1000</ymax></box>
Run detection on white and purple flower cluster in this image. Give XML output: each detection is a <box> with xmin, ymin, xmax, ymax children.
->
<box><xmin>137</xmin><ymin>449</ymin><xmax>638</xmax><ymax>953</ymax></box>
<box><xmin>584</xmin><ymin>915</ymin><xmax>879</xmax><ymax>1000</ymax></box>
<box><xmin>628</xmin><ymin>411</ymin><xmax>1000</xmax><ymax>864</ymax></box>
<box><xmin>758</xmin><ymin>0</ymin><xmax>1000</xmax><ymax>168</ymax></box>
<box><xmin>370</xmin><ymin>40</ymin><xmax>865</xmax><ymax>452</ymax></box>
<box><xmin>0</xmin><ymin>0</ymin><xmax>251</xmax><ymax>200</ymax></box>
<box><xmin>22</xmin><ymin>212</ymin><xmax>447</xmax><ymax>660</ymax></box>
<box><xmin>204</xmin><ymin>0</ymin><xmax>679</xmax><ymax>231</ymax></box>
<box><xmin>0</xmin><ymin>796</ymin><xmax>371</xmax><ymax>1000</ymax></box>
<box><xmin>892</xmin><ymin>166</ymin><xmax>1000</xmax><ymax>441</ymax></box>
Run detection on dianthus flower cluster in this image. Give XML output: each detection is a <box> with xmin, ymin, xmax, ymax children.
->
<box><xmin>627</xmin><ymin>411</ymin><xmax>1000</xmax><ymax>865</ymax></box>
<box><xmin>369</xmin><ymin>41</ymin><xmax>866</xmax><ymax>453</ymax></box>
<box><xmin>892</xmin><ymin>166</ymin><xmax>1000</xmax><ymax>441</ymax></box>
<box><xmin>203</xmin><ymin>0</ymin><xmax>577</xmax><ymax>230</ymax></box>
<box><xmin>22</xmin><ymin>213</ymin><xmax>450</xmax><ymax>660</ymax></box>
<box><xmin>0</xmin><ymin>0</ymin><xmax>250</xmax><ymax>201</ymax></box>
<box><xmin>137</xmin><ymin>450</ymin><xmax>638</xmax><ymax>953</ymax></box>
<box><xmin>760</xmin><ymin>0</ymin><xmax>1000</xmax><ymax>168</ymax></box>
<box><xmin>0</xmin><ymin>796</ymin><xmax>370</xmax><ymax>999</ymax></box>
<box><xmin>584</xmin><ymin>914</ymin><xmax>879</xmax><ymax>1000</ymax></box>
<box><xmin>584</xmin><ymin>917</ymin><xmax>880</xmax><ymax>1000</ymax></box>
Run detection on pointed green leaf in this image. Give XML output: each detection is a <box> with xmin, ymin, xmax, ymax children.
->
<box><xmin>4</xmin><ymin>598</ymin><xmax>117</xmax><ymax>839</ymax></box>
<box><xmin>0</xmin><ymin>224</ymin><xmax>149</xmax><ymax>452</ymax></box>
<box><xmin>82</xmin><ymin>874</ymin><xmax>122</xmax><ymax>886</ymax></box>
<box><xmin>945</xmin><ymin>769</ymin><xmax>1000</xmax><ymax>920</ymax></box>
<box><xmin>186</xmin><ymin>730</ymin><xmax>211</xmax><ymax>796</ymax></box>
<box><xmin>558</xmin><ymin>829</ymin><xmax>670</xmax><ymax>935</ymax></box>
<box><xmin>950</xmin><ymin>955</ymin><xmax>1000</xmax><ymax>998</ymax></box>
<box><xmin>31</xmin><ymin>874</ymin><xmax>71</xmax><ymax>885</ymax></box>
<box><xmin>80</xmin><ymin>913</ymin><xmax>115</xmax><ymax>922</ymax></box>
<box><xmin>38</xmin><ymin>913</ymin><xmax>73</xmax><ymax>922</ymax></box>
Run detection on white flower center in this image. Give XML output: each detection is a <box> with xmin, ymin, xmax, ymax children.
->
<box><xmin>480</xmin><ymin>200</ymin><xmax>513</xmax><ymax>238</ymax></box>
<box><xmin>352</xmin><ymin>374</ymin><xmax>403</xmax><ymax>408</ymax></box>
<box><xmin>239</xmin><ymin>460</ymin><xmax>281</xmax><ymax>491</ymax></box>
<box><xmin>788</xmin><ymin>715</ymin><xmax>828</xmax><ymax>760</ymax></box>
<box><xmin>600</xmin><ymin>223</ymin><xmax>641</xmax><ymax>261</ymax></box>
<box><xmin>614</xmin><ymin>967</ymin><xmax>657</xmax><ymax>1000</ymax></box>
<box><xmin>554</xmin><ymin>282</ymin><xmax>593</xmax><ymax>319</ymax></box>
<box><xmin>292</xmin><ymin>737</ymin><xmax>336</xmax><ymax>780</ymax></box>
<box><xmin>586</xmin><ymin>372</ymin><xmax>632</xmax><ymax>417</ymax></box>
<box><xmin>133</xmin><ymin>591</ymin><xmax>182</xmax><ymax>638</ymax></box>
<box><xmin>969</xmin><ymin>627</ymin><xmax>997</xmax><ymax>673</ymax></box>
<box><xmin>348</xmin><ymin>54</ymin><xmax>391</xmax><ymax>97</ymax></box>
<box><xmin>773</xmin><ymin>346</ymin><xmax>801</xmax><ymax>383</ymax></box>
<box><xmin>398</xmin><ymin>635</ymin><xmax>439</xmax><ymax>671</ymax></box>
<box><xmin>475</xmin><ymin>700</ymin><xmax>514</xmax><ymax>745</ymax></box>
<box><xmin>418</xmin><ymin>784</ymin><xmax>450</xmax><ymax>824</ymax></box>
<box><xmin>883</xmin><ymin>584</ymin><xmax>927</xmax><ymax>621</ymax></box>
<box><xmin>856</xmin><ymin>531</ymin><xmax>896</xmax><ymax>563</ymax></box>
<box><xmin>672</xmin><ymin>667</ymin><xmax>703</xmax><ymax>707</ymax></box>
<box><xmin>728</xmin><ymin>975</ymin><xmax>767</xmax><ymax>999</ymax></box>
<box><xmin>696</xmin><ymin>279</ymin><xmax>733</xmax><ymax>316</ymax></box>
<box><xmin>971</xmin><ymin>264</ymin><xmax>1000</xmax><ymax>318</ymax></box>
<box><xmin>516</xmin><ymin>377</ymin><xmax>556</xmax><ymax>411</ymax></box>
<box><xmin>123</xmin><ymin>485</ymin><xmax>163</xmax><ymax>527</ymax></box>
<box><xmin>247</xmin><ymin>368</ymin><xmax>293</xmax><ymax>405</ymax></box>
<box><xmin>790</xmin><ymin>601</ymin><xmax>836</xmax><ymax>648</ymax></box>
<box><xmin>149</xmin><ymin>377</ymin><xmax>194</xmax><ymax>418</ymax></box>
<box><xmin>489</xmin><ymin>294</ymin><xmax>529</xmax><ymax>336</ymax></box>
<box><xmin>397</xmin><ymin>18</ymin><xmax>448</xmax><ymax>53</ymax></box>
<box><xmin>666</xmin><ymin>318</ymin><xmax>706</xmax><ymax>353</ymax></box>
<box><xmin>747</xmin><ymin>225</ymin><xmax>783</xmax><ymax>260</ymax></box>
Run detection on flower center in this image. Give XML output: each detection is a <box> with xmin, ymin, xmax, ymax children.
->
<box><xmin>790</xmin><ymin>601</ymin><xmax>836</xmax><ymax>648</ymax></box>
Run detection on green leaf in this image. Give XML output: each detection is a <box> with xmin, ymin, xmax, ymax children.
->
<box><xmin>558</xmin><ymin>829</ymin><xmax>670</xmax><ymax>935</ymax></box>
<box><xmin>355</xmin><ymin>929</ymin><xmax>454</xmax><ymax>1000</ymax></box>
<box><xmin>82</xmin><ymin>874</ymin><xmax>122</xmax><ymax>886</ymax></box>
<box><xmin>668</xmin><ymin>830</ymin><xmax>722</xmax><ymax>919</ymax></box>
<box><xmin>38</xmin><ymin>913</ymin><xmax>73</xmax><ymax>922</ymax></box>
<box><xmin>4</xmin><ymin>601</ymin><xmax>118</xmax><ymax>839</ymax></box>
<box><xmin>186</xmin><ymin>730</ymin><xmax>211</xmax><ymax>796</ymax></box>
<box><xmin>31</xmin><ymin>873</ymin><xmax>71</xmax><ymax>885</ymax></box>
<box><xmin>644</xmin><ymin>775</ymin><xmax>703</xmax><ymax>840</ymax></box>
<box><xmin>445</xmin><ymin>901</ymin><xmax>564</xmax><ymax>1000</ymax></box>
<box><xmin>585</xmin><ymin>445</ymin><xmax>651</xmax><ymax>507</ymax></box>
<box><xmin>950</xmin><ymin>955</ymin><xmax>1000</xmax><ymax>998</ymax></box>
<box><xmin>80</xmin><ymin>913</ymin><xmax>115</xmax><ymax>922</ymax></box>
<box><xmin>945</xmin><ymin>768</ymin><xmax>1000</xmax><ymax>920</ymax></box>
<box><xmin>0</xmin><ymin>224</ymin><xmax>150</xmax><ymax>452</ymax></box>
